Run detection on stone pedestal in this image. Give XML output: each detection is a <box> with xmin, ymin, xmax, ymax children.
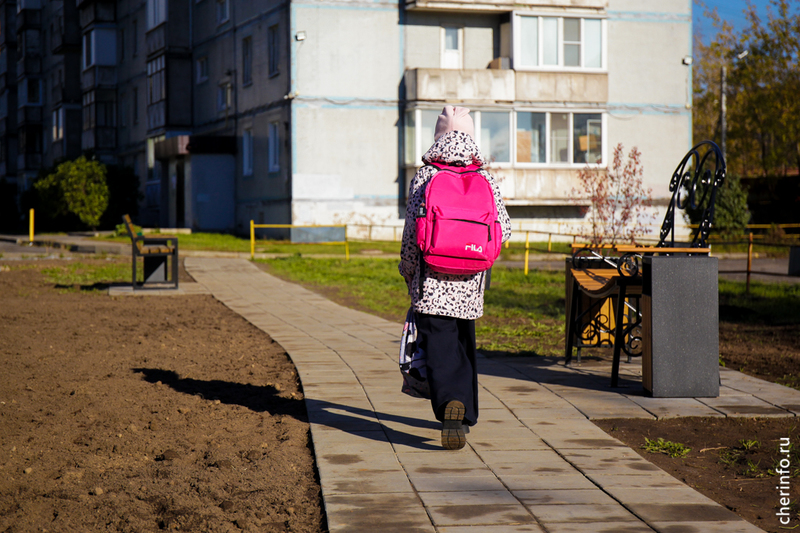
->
<box><xmin>641</xmin><ymin>256</ymin><xmax>719</xmax><ymax>398</ymax></box>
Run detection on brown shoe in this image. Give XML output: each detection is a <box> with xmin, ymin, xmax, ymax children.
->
<box><xmin>441</xmin><ymin>400</ymin><xmax>466</xmax><ymax>450</ymax></box>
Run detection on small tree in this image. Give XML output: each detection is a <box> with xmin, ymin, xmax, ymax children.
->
<box><xmin>572</xmin><ymin>143</ymin><xmax>656</xmax><ymax>245</ymax></box>
<box><xmin>35</xmin><ymin>156</ymin><xmax>109</xmax><ymax>230</ymax></box>
<box><xmin>684</xmin><ymin>173</ymin><xmax>751</xmax><ymax>240</ymax></box>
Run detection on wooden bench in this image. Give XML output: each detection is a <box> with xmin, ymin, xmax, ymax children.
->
<box><xmin>564</xmin><ymin>141</ymin><xmax>725</xmax><ymax>388</ymax></box>
<box><xmin>122</xmin><ymin>214</ymin><xmax>179</xmax><ymax>290</ymax></box>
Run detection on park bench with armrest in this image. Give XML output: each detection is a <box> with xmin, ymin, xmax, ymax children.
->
<box><xmin>564</xmin><ymin>141</ymin><xmax>725</xmax><ymax>395</ymax></box>
<box><xmin>122</xmin><ymin>214</ymin><xmax>179</xmax><ymax>290</ymax></box>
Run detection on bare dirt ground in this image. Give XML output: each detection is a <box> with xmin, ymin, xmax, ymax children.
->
<box><xmin>0</xmin><ymin>258</ymin><xmax>325</xmax><ymax>533</ymax></box>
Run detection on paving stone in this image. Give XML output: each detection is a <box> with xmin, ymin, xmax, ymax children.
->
<box><xmin>623</xmin><ymin>396</ymin><xmax>725</xmax><ymax>419</ymax></box>
<box><xmin>603</xmin><ymin>487</ymin><xmax>717</xmax><ymax>506</ymax></box>
<box><xmin>497</xmin><ymin>474</ymin><xmax>598</xmax><ymax>491</ymax></box>
<box><xmin>584</xmin><ymin>472</ymin><xmax>688</xmax><ymax>489</ymax></box>
<box><xmin>698</xmin><ymin>395</ymin><xmax>792</xmax><ymax>417</ymax></box>
<box><xmin>648</xmin><ymin>520</ymin><xmax>767</xmax><ymax>532</ymax></box>
<box><xmin>409</xmin><ymin>474</ymin><xmax>508</xmax><ymax>492</ymax></box>
<box><xmin>427</xmin><ymin>504</ymin><xmax>535</xmax><ymax>527</ymax></box>
<box><xmin>418</xmin><ymin>490</ymin><xmax>520</xmax><ymax>507</ymax></box>
<box><xmin>539</xmin><ymin>522</ymin><xmax>653</xmax><ymax>533</ymax></box>
<box><xmin>513</xmin><ymin>489</ymin><xmax>618</xmax><ymax>506</ymax></box>
<box><xmin>626</xmin><ymin>502</ymin><xmax>742</xmax><ymax>522</ymax></box>
<box><xmin>529</xmin><ymin>503</ymin><xmax>638</xmax><ymax>524</ymax></box>
<box><xmin>438</xmin><ymin>525</ymin><xmax>545</xmax><ymax>533</ymax></box>
<box><xmin>324</xmin><ymin>493</ymin><xmax>435</xmax><ymax>533</ymax></box>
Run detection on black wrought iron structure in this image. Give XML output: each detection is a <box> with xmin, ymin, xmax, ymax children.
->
<box><xmin>658</xmin><ymin>140</ymin><xmax>727</xmax><ymax>248</ymax></box>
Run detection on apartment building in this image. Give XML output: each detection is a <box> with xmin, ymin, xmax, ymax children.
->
<box><xmin>0</xmin><ymin>0</ymin><xmax>692</xmax><ymax>235</ymax></box>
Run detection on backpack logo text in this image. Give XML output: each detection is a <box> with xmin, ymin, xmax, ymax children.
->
<box><xmin>465</xmin><ymin>244</ymin><xmax>483</xmax><ymax>253</ymax></box>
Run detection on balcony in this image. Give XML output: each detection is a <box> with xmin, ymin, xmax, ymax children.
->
<box><xmin>405</xmin><ymin>0</ymin><xmax>606</xmax><ymax>12</ymax></box>
<box><xmin>82</xmin><ymin>126</ymin><xmax>116</xmax><ymax>151</ymax></box>
<box><xmin>51</xmin><ymin>22</ymin><xmax>81</xmax><ymax>54</ymax></box>
<box><xmin>147</xmin><ymin>100</ymin><xmax>166</xmax><ymax>131</ymax></box>
<box><xmin>17</xmin><ymin>105</ymin><xmax>42</xmax><ymax>125</ymax></box>
<box><xmin>82</xmin><ymin>65</ymin><xmax>117</xmax><ymax>89</ymax></box>
<box><xmin>17</xmin><ymin>152</ymin><xmax>42</xmax><ymax>171</ymax></box>
<box><xmin>405</xmin><ymin>68</ymin><xmax>608</xmax><ymax>104</ymax></box>
<box><xmin>515</xmin><ymin>71</ymin><xmax>608</xmax><ymax>103</ymax></box>
<box><xmin>52</xmin><ymin>84</ymin><xmax>64</xmax><ymax>104</ymax></box>
<box><xmin>15</xmin><ymin>8</ymin><xmax>41</xmax><ymax>32</ymax></box>
<box><xmin>16</xmin><ymin>54</ymin><xmax>42</xmax><ymax>78</ymax></box>
<box><xmin>146</xmin><ymin>24</ymin><xmax>167</xmax><ymax>56</ymax></box>
<box><xmin>78</xmin><ymin>2</ymin><xmax>115</xmax><ymax>30</ymax></box>
<box><xmin>405</xmin><ymin>68</ymin><xmax>514</xmax><ymax>103</ymax></box>
<box><xmin>0</xmin><ymin>116</ymin><xmax>13</xmax><ymax>136</ymax></box>
<box><xmin>0</xmin><ymin>3</ymin><xmax>17</xmax><ymax>45</ymax></box>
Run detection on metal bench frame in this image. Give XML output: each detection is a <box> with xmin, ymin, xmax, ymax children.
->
<box><xmin>565</xmin><ymin>141</ymin><xmax>726</xmax><ymax>387</ymax></box>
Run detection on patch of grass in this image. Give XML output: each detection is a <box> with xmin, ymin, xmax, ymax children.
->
<box><xmin>642</xmin><ymin>437</ymin><xmax>691</xmax><ymax>458</ymax></box>
<box><xmin>96</xmin><ymin>232</ymin><xmax>401</xmax><ymax>255</ymax></box>
<box><xmin>719</xmin><ymin>278</ymin><xmax>800</xmax><ymax>325</ymax></box>
<box><xmin>739</xmin><ymin>439</ymin><xmax>759</xmax><ymax>451</ymax></box>
<box><xmin>41</xmin><ymin>261</ymin><xmax>136</xmax><ymax>291</ymax></box>
<box><xmin>259</xmin><ymin>258</ymin><xmax>567</xmax><ymax>357</ymax></box>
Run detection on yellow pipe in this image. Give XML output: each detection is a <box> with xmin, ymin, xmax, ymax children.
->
<box><xmin>250</xmin><ymin>219</ymin><xmax>255</xmax><ymax>260</ymax></box>
<box><xmin>29</xmin><ymin>209</ymin><xmax>34</xmax><ymax>243</ymax></box>
<box><xmin>345</xmin><ymin>226</ymin><xmax>350</xmax><ymax>261</ymax></box>
<box><xmin>524</xmin><ymin>231</ymin><xmax>530</xmax><ymax>276</ymax></box>
<box><xmin>547</xmin><ymin>233</ymin><xmax>552</xmax><ymax>252</ymax></box>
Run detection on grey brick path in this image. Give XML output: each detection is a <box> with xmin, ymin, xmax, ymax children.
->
<box><xmin>184</xmin><ymin>257</ymin><xmax>793</xmax><ymax>533</ymax></box>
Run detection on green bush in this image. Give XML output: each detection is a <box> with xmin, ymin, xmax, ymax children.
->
<box><xmin>34</xmin><ymin>156</ymin><xmax>109</xmax><ymax>230</ymax></box>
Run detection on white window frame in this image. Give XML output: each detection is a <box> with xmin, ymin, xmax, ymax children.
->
<box><xmin>82</xmin><ymin>31</ymin><xmax>94</xmax><ymax>70</ymax></box>
<box><xmin>216</xmin><ymin>0</ymin><xmax>230</xmax><ymax>24</ymax></box>
<box><xmin>512</xmin><ymin>13</ymin><xmax>607</xmax><ymax>72</ymax></box>
<box><xmin>146</xmin><ymin>0</ymin><xmax>167</xmax><ymax>30</ymax></box>
<box><xmin>196</xmin><ymin>56</ymin><xmax>209</xmax><ymax>84</ymax></box>
<box><xmin>404</xmin><ymin>107</ymin><xmax>606</xmax><ymax>169</ymax></box>
<box><xmin>52</xmin><ymin>108</ymin><xmax>64</xmax><ymax>141</ymax></box>
<box><xmin>243</xmin><ymin>128</ymin><xmax>253</xmax><ymax>176</ymax></box>
<box><xmin>440</xmin><ymin>26</ymin><xmax>463</xmax><ymax>70</ymax></box>
<box><xmin>267</xmin><ymin>122</ymin><xmax>280</xmax><ymax>172</ymax></box>
<box><xmin>217</xmin><ymin>82</ymin><xmax>231</xmax><ymax>112</ymax></box>
<box><xmin>513</xmin><ymin>109</ymin><xmax>606</xmax><ymax>168</ymax></box>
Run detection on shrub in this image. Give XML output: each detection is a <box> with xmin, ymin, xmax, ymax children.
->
<box><xmin>34</xmin><ymin>156</ymin><xmax>109</xmax><ymax>230</ymax></box>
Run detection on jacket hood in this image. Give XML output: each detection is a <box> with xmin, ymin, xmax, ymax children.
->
<box><xmin>422</xmin><ymin>131</ymin><xmax>486</xmax><ymax>167</ymax></box>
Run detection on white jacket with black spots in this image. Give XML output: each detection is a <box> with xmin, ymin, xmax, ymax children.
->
<box><xmin>398</xmin><ymin>131</ymin><xmax>512</xmax><ymax>320</ymax></box>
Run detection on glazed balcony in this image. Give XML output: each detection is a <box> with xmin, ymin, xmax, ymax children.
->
<box><xmin>405</xmin><ymin>68</ymin><xmax>608</xmax><ymax>104</ymax></box>
<box><xmin>17</xmin><ymin>105</ymin><xmax>43</xmax><ymax>125</ymax></box>
<box><xmin>16</xmin><ymin>54</ymin><xmax>42</xmax><ymax>78</ymax></box>
<box><xmin>15</xmin><ymin>7</ymin><xmax>42</xmax><ymax>32</ymax></box>
<box><xmin>405</xmin><ymin>0</ymin><xmax>606</xmax><ymax>12</ymax></box>
<box><xmin>78</xmin><ymin>1</ymin><xmax>115</xmax><ymax>29</ymax></box>
<box><xmin>0</xmin><ymin>3</ymin><xmax>17</xmax><ymax>45</ymax></box>
<box><xmin>17</xmin><ymin>152</ymin><xmax>42</xmax><ymax>171</ymax></box>
<box><xmin>405</xmin><ymin>68</ymin><xmax>515</xmax><ymax>102</ymax></box>
<box><xmin>82</xmin><ymin>65</ymin><xmax>117</xmax><ymax>89</ymax></box>
<box><xmin>51</xmin><ymin>18</ymin><xmax>81</xmax><ymax>54</ymax></box>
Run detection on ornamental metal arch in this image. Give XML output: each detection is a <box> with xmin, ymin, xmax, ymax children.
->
<box><xmin>657</xmin><ymin>141</ymin><xmax>727</xmax><ymax>248</ymax></box>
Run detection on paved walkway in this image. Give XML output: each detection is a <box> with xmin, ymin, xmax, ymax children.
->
<box><xmin>182</xmin><ymin>257</ymin><xmax>800</xmax><ymax>533</ymax></box>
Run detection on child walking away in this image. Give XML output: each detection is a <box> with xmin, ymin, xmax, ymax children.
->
<box><xmin>399</xmin><ymin>106</ymin><xmax>511</xmax><ymax>450</ymax></box>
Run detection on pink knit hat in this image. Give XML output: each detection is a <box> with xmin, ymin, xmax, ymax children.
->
<box><xmin>434</xmin><ymin>106</ymin><xmax>475</xmax><ymax>141</ymax></box>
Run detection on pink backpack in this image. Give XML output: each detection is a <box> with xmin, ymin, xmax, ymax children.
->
<box><xmin>415</xmin><ymin>163</ymin><xmax>502</xmax><ymax>275</ymax></box>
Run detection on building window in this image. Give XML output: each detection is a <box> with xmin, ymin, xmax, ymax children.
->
<box><xmin>120</xmin><ymin>93</ymin><xmax>128</xmax><ymax>127</ymax></box>
<box><xmin>133</xmin><ymin>87</ymin><xmax>139</xmax><ymax>124</ymax></box>
<box><xmin>83</xmin><ymin>32</ymin><xmax>93</xmax><ymax>69</ymax></box>
<box><xmin>441</xmin><ymin>26</ymin><xmax>462</xmax><ymax>69</ymax></box>
<box><xmin>478</xmin><ymin>111</ymin><xmax>510</xmax><ymax>163</ymax></box>
<box><xmin>243</xmin><ymin>128</ymin><xmax>253</xmax><ymax>176</ymax></box>
<box><xmin>216</xmin><ymin>0</ymin><xmax>230</xmax><ymax>24</ymax></box>
<box><xmin>514</xmin><ymin>15</ymin><xmax>604</xmax><ymax>70</ymax></box>
<box><xmin>406</xmin><ymin>108</ymin><xmax>604</xmax><ymax>167</ymax></box>
<box><xmin>82</xmin><ymin>91</ymin><xmax>94</xmax><ymax>131</ymax></box>
<box><xmin>132</xmin><ymin>19</ymin><xmax>138</xmax><ymax>56</ymax></box>
<box><xmin>147</xmin><ymin>55</ymin><xmax>166</xmax><ymax>105</ymax></box>
<box><xmin>268</xmin><ymin>122</ymin><xmax>280</xmax><ymax>172</ymax></box>
<box><xmin>516</xmin><ymin>112</ymin><xmax>546</xmax><ymax>163</ymax></box>
<box><xmin>147</xmin><ymin>0</ymin><xmax>167</xmax><ymax>30</ymax></box>
<box><xmin>217</xmin><ymin>83</ymin><xmax>231</xmax><ymax>111</ymax></box>
<box><xmin>196</xmin><ymin>56</ymin><xmax>209</xmax><ymax>83</ymax></box>
<box><xmin>24</xmin><ymin>79</ymin><xmax>42</xmax><ymax>105</ymax></box>
<box><xmin>242</xmin><ymin>37</ymin><xmax>252</xmax><ymax>86</ymax></box>
<box><xmin>268</xmin><ymin>25</ymin><xmax>279</xmax><ymax>76</ymax></box>
<box><xmin>52</xmin><ymin>108</ymin><xmax>64</xmax><ymax>141</ymax></box>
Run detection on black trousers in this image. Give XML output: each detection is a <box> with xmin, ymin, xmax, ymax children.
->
<box><xmin>415</xmin><ymin>313</ymin><xmax>478</xmax><ymax>426</ymax></box>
